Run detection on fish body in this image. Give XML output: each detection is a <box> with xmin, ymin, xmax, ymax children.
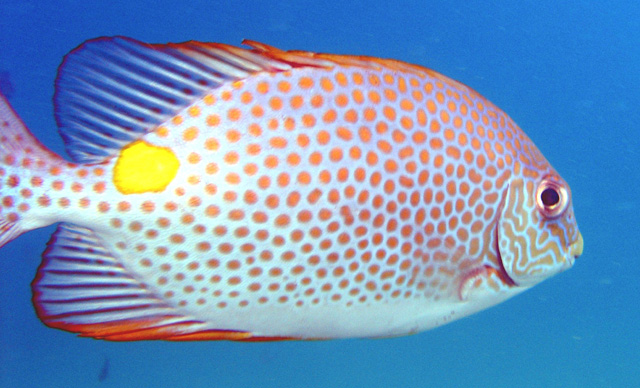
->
<box><xmin>0</xmin><ymin>37</ymin><xmax>583</xmax><ymax>341</ymax></box>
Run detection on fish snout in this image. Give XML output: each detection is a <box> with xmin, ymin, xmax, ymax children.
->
<box><xmin>569</xmin><ymin>232</ymin><xmax>584</xmax><ymax>259</ymax></box>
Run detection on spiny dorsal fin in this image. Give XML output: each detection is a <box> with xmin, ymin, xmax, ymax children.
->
<box><xmin>54</xmin><ymin>37</ymin><xmax>297</xmax><ymax>163</ymax></box>
<box><xmin>54</xmin><ymin>37</ymin><xmax>470</xmax><ymax>164</ymax></box>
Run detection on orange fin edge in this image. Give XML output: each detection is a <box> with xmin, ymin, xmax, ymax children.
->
<box><xmin>241</xmin><ymin>39</ymin><xmax>477</xmax><ymax>95</ymax></box>
<box><xmin>45</xmin><ymin>317</ymin><xmax>297</xmax><ymax>342</ymax></box>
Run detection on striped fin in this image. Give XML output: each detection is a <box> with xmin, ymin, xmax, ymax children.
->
<box><xmin>0</xmin><ymin>92</ymin><xmax>62</xmax><ymax>165</ymax></box>
<box><xmin>54</xmin><ymin>37</ymin><xmax>475</xmax><ymax>164</ymax></box>
<box><xmin>54</xmin><ymin>37</ymin><xmax>297</xmax><ymax>163</ymax></box>
<box><xmin>32</xmin><ymin>223</ymin><xmax>260</xmax><ymax>341</ymax></box>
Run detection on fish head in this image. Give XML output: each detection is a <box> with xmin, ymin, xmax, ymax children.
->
<box><xmin>497</xmin><ymin>171</ymin><xmax>583</xmax><ymax>287</ymax></box>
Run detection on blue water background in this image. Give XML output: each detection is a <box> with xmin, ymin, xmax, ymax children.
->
<box><xmin>0</xmin><ymin>1</ymin><xmax>638</xmax><ymax>387</ymax></box>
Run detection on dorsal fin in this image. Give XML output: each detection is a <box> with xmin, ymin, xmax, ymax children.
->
<box><xmin>54</xmin><ymin>37</ymin><xmax>469</xmax><ymax>164</ymax></box>
<box><xmin>54</xmin><ymin>37</ymin><xmax>299</xmax><ymax>163</ymax></box>
<box><xmin>243</xmin><ymin>40</ymin><xmax>460</xmax><ymax>82</ymax></box>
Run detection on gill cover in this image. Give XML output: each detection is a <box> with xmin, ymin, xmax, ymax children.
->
<box><xmin>498</xmin><ymin>177</ymin><xmax>573</xmax><ymax>287</ymax></box>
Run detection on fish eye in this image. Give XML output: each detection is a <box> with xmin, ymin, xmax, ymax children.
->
<box><xmin>540</xmin><ymin>187</ymin><xmax>559</xmax><ymax>207</ymax></box>
<box><xmin>536</xmin><ymin>177</ymin><xmax>568</xmax><ymax>219</ymax></box>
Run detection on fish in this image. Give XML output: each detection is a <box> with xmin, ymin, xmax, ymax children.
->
<box><xmin>0</xmin><ymin>37</ymin><xmax>583</xmax><ymax>341</ymax></box>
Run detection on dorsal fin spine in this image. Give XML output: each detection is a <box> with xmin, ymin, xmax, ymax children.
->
<box><xmin>55</xmin><ymin>37</ymin><xmax>300</xmax><ymax>163</ymax></box>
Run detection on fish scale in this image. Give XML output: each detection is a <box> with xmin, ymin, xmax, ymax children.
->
<box><xmin>0</xmin><ymin>37</ymin><xmax>583</xmax><ymax>341</ymax></box>
<box><xmin>144</xmin><ymin>68</ymin><xmax>509</xmax><ymax>306</ymax></box>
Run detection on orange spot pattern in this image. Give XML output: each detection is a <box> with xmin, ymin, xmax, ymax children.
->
<box><xmin>0</xmin><ymin>63</ymin><xmax>539</xmax><ymax>315</ymax></box>
<box><xmin>90</xmin><ymin>65</ymin><xmax>530</xmax><ymax>313</ymax></box>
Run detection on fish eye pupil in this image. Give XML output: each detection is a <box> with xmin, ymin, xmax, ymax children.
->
<box><xmin>540</xmin><ymin>187</ymin><xmax>560</xmax><ymax>207</ymax></box>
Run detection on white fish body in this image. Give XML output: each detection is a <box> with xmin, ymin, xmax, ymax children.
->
<box><xmin>0</xmin><ymin>37</ymin><xmax>583</xmax><ymax>341</ymax></box>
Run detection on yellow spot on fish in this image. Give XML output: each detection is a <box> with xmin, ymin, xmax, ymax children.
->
<box><xmin>113</xmin><ymin>140</ymin><xmax>179</xmax><ymax>194</ymax></box>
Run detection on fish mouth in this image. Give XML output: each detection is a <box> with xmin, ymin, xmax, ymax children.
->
<box><xmin>560</xmin><ymin>232</ymin><xmax>582</xmax><ymax>270</ymax></box>
<box><xmin>568</xmin><ymin>232</ymin><xmax>584</xmax><ymax>263</ymax></box>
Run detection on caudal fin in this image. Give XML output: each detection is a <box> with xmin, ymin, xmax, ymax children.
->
<box><xmin>0</xmin><ymin>92</ymin><xmax>62</xmax><ymax>247</ymax></box>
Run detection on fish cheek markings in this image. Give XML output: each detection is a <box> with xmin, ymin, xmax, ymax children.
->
<box><xmin>457</xmin><ymin>184</ymin><xmax>511</xmax><ymax>301</ymax></box>
<box><xmin>497</xmin><ymin>178</ymin><xmax>558</xmax><ymax>285</ymax></box>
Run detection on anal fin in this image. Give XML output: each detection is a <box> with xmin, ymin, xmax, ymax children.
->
<box><xmin>0</xmin><ymin>217</ymin><xmax>23</xmax><ymax>248</ymax></box>
<box><xmin>32</xmin><ymin>223</ymin><xmax>258</xmax><ymax>341</ymax></box>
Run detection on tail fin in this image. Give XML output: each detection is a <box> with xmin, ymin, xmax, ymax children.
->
<box><xmin>0</xmin><ymin>92</ymin><xmax>62</xmax><ymax>247</ymax></box>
